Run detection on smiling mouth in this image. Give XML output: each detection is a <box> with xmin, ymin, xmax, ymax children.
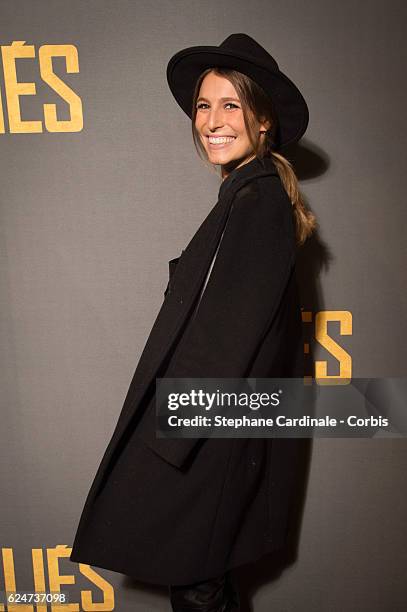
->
<box><xmin>206</xmin><ymin>136</ymin><xmax>236</xmax><ymax>147</ymax></box>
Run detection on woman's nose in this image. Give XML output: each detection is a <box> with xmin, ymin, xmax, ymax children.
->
<box><xmin>207</xmin><ymin>107</ymin><xmax>224</xmax><ymax>130</ymax></box>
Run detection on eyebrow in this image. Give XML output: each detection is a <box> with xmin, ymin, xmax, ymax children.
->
<box><xmin>196</xmin><ymin>96</ymin><xmax>240</xmax><ymax>103</ymax></box>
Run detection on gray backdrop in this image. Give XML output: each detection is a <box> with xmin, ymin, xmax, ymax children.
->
<box><xmin>1</xmin><ymin>1</ymin><xmax>406</xmax><ymax>610</ymax></box>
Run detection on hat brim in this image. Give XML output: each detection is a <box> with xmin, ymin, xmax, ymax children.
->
<box><xmin>167</xmin><ymin>45</ymin><xmax>309</xmax><ymax>148</ymax></box>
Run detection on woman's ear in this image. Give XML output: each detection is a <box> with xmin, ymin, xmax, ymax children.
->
<box><xmin>259</xmin><ymin>117</ymin><xmax>272</xmax><ymax>134</ymax></box>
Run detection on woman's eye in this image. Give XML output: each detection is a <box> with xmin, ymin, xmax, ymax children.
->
<box><xmin>196</xmin><ymin>102</ymin><xmax>239</xmax><ymax>110</ymax></box>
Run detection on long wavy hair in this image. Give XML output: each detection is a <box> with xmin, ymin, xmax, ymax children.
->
<box><xmin>191</xmin><ymin>67</ymin><xmax>317</xmax><ymax>246</ymax></box>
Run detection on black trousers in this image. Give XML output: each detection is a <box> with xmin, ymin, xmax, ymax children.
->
<box><xmin>169</xmin><ymin>571</ymin><xmax>240</xmax><ymax>611</ymax></box>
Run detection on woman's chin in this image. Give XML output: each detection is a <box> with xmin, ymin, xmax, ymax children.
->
<box><xmin>206</xmin><ymin>151</ymin><xmax>238</xmax><ymax>166</ymax></box>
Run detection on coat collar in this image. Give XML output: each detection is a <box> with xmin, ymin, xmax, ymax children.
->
<box><xmin>218</xmin><ymin>155</ymin><xmax>278</xmax><ymax>200</ymax></box>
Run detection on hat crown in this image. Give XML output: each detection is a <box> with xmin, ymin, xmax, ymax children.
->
<box><xmin>220</xmin><ymin>33</ymin><xmax>279</xmax><ymax>72</ymax></box>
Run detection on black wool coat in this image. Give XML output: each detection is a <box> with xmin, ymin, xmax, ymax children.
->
<box><xmin>69</xmin><ymin>155</ymin><xmax>305</xmax><ymax>586</ymax></box>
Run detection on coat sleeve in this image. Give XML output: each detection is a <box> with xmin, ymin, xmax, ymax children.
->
<box><xmin>142</xmin><ymin>176</ymin><xmax>297</xmax><ymax>468</ymax></box>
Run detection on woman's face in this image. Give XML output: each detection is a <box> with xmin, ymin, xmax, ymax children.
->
<box><xmin>195</xmin><ymin>71</ymin><xmax>267</xmax><ymax>177</ymax></box>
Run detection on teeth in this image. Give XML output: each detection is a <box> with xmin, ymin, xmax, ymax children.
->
<box><xmin>208</xmin><ymin>136</ymin><xmax>236</xmax><ymax>144</ymax></box>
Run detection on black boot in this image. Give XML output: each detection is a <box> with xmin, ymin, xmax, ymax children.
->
<box><xmin>169</xmin><ymin>571</ymin><xmax>240</xmax><ymax>611</ymax></box>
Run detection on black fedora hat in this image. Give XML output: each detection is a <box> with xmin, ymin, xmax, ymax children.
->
<box><xmin>167</xmin><ymin>33</ymin><xmax>309</xmax><ymax>149</ymax></box>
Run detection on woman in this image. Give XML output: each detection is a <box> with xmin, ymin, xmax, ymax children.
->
<box><xmin>70</xmin><ymin>33</ymin><xmax>316</xmax><ymax>611</ymax></box>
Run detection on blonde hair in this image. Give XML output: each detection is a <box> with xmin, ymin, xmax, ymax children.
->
<box><xmin>191</xmin><ymin>67</ymin><xmax>317</xmax><ymax>246</ymax></box>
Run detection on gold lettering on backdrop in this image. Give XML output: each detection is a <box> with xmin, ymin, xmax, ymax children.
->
<box><xmin>78</xmin><ymin>563</ymin><xmax>115</xmax><ymax>611</ymax></box>
<box><xmin>0</xmin><ymin>547</ymin><xmax>114</xmax><ymax>611</ymax></box>
<box><xmin>315</xmin><ymin>310</ymin><xmax>352</xmax><ymax>383</ymax></box>
<box><xmin>39</xmin><ymin>45</ymin><xmax>83</xmax><ymax>132</ymax></box>
<box><xmin>1</xmin><ymin>41</ymin><xmax>41</xmax><ymax>133</ymax></box>
<box><xmin>32</xmin><ymin>548</ymin><xmax>47</xmax><ymax>612</ymax></box>
<box><xmin>0</xmin><ymin>41</ymin><xmax>83</xmax><ymax>133</ymax></box>
<box><xmin>47</xmin><ymin>545</ymin><xmax>79</xmax><ymax>612</ymax></box>
<box><xmin>0</xmin><ymin>70</ymin><xmax>4</xmax><ymax>132</ymax></box>
<box><xmin>0</xmin><ymin>548</ymin><xmax>29</xmax><ymax>612</ymax></box>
